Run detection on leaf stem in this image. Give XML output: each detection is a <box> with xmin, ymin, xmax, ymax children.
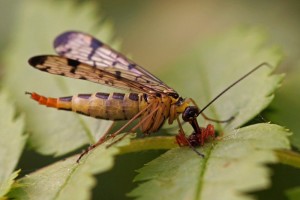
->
<box><xmin>276</xmin><ymin>149</ymin><xmax>300</xmax><ymax>168</ymax></box>
<box><xmin>118</xmin><ymin>136</ymin><xmax>177</xmax><ymax>154</ymax></box>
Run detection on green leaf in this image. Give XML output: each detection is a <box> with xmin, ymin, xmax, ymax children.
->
<box><xmin>129</xmin><ymin>124</ymin><xmax>290</xmax><ymax>200</ymax></box>
<box><xmin>286</xmin><ymin>186</ymin><xmax>300</xmax><ymax>200</ymax></box>
<box><xmin>0</xmin><ymin>91</ymin><xmax>26</xmax><ymax>198</ymax></box>
<box><xmin>265</xmin><ymin>65</ymin><xmax>300</xmax><ymax>150</ymax></box>
<box><xmin>7</xmin><ymin>134</ymin><xmax>131</xmax><ymax>200</ymax></box>
<box><xmin>275</xmin><ymin>150</ymin><xmax>300</xmax><ymax>168</ymax></box>
<box><xmin>129</xmin><ymin>28</ymin><xmax>290</xmax><ymax>200</ymax></box>
<box><xmin>0</xmin><ymin>170</ymin><xmax>21</xmax><ymax>199</ymax></box>
<box><xmin>3</xmin><ymin>0</ymin><xmax>117</xmax><ymax>156</ymax></box>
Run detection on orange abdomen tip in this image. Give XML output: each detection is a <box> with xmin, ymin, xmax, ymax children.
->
<box><xmin>25</xmin><ymin>92</ymin><xmax>58</xmax><ymax>108</ymax></box>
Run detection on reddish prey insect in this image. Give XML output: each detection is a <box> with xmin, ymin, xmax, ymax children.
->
<box><xmin>175</xmin><ymin>62</ymin><xmax>271</xmax><ymax>154</ymax></box>
<box><xmin>26</xmin><ymin>31</ymin><xmax>269</xmax><ymax>161</ymax></box>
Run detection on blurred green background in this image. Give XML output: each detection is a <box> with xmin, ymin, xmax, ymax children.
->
<box><xmin>0</xmin><ymin>0</ymin><xmax>300</xmax><ymax>199</ymax></box>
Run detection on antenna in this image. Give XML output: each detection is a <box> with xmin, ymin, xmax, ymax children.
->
<box><xmin>197</xmin><ymin>62</ymin><xmax>272</xmax><ymax>116</ymax></box>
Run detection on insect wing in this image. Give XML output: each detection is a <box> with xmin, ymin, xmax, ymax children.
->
<box><xmin>28</xmin><ymin>55</ymin><xmax>170</xmax><ymax>94</ymax></box>
<box><xmin>53</xmin><ymin>31</ymin><xmax>176</xmax><ymax>94</ymax></box>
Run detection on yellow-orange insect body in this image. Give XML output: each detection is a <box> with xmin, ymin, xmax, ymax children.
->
<box><xmin>28</xmin><ymin>90</ymin><xmax>188</xmax><ymax>134</ymax></box>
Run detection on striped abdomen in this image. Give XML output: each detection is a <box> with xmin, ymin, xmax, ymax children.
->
<box><xmin>28</xmin><ymin>92</ymin><xmax>143</xmax><ymax>120</ymax></box>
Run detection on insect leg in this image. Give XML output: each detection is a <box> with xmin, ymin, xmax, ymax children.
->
<box><xmin>106</xmin><ymin>104</ymin><xmax>161</xmax><ymax>148</ymax></box>
<box><xmin>77</xmin><ymin>102</ymin><xmax>155</xmax><ymax>162</ymax></box>
<box><xmin>200</xmin><ymin>124</ymin><xmax>215</xmax><ymax>146</ymax></box>
<box><xmin>185</xmin><ymin>98</ymin><xmax>233</xmax><ymax>123</ymax></box>
<box><xmin>93</xmin><ymin>122</ymin><xmax>115</xmax><ymax>146</ymax></box>
<box><xmin>105</xmin><ymin>103</ymin><xmax>153</xmax><ymax>139</ymax></box>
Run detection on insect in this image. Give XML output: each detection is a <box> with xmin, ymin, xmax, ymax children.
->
<box><xmin>26</xmin><ymin>31</ymin><xmax>269</xmax><ymax>161</ymax></box>
<box><xmin>175</xmin><ymin>106</ymin><xmax>216</xmax><ymax>157</ymax></box>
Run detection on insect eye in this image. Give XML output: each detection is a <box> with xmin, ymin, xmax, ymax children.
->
<box><xmin>182</xmin><ymin>106</ymin><xmax>199</xmax><ymax>122</ymax></box>
<box><xmin>168</xmin><ymin>93</ymin><xmax>179</xmax><ymax>99</ymax></box>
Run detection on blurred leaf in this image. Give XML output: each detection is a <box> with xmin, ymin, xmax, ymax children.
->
<box><xmin>265</xmin><ymin>65</ymin><xmax>300</xmax><ymax>150</ymax></box>
<box><xmin>129</xmin><ymin>124</ymin><xmax>290</xmax><ymax>200</ymax></box>
<box><xmin>286</xmin><ymin>187</ymin><xmax>300</xmax><ymax>200</ymax></box>
<box><xmin>3</xmin><ymin>0</ymin><xmax>118</xmax><ymax>156</ymax></box>
<box><xmin>0</xmin><ymin>91</ymin><xmax>26</xmax><ymax>198</ymax></box>
<box><xmin>0</xmin><ymin>170</ymin><xmax>21</xmax><ymax>199</ymax></box>
<box><xmin>8</xmin><ymin>134</ymin><xmax>131</xmax><ymax>200</ymax></box>
<box><xmin>276</xmin><ymin>150</ymin><xmax>300</xmax><ymax>168</ymax></box>
<box><xmin>0</xmin><ymin>0</ymin><xmax>21</xmax><ymax>57</ymax></box>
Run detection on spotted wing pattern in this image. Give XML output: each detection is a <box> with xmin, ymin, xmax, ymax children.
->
<box><xmin>50</xmin><ymin>31</ymin><xmax>176</xmax><ymax>94</ymax></box>
<box><xmin>29</xmin><ymin>55</ymin><xmax>172</xmax><ymax>94</ymax></box>
<box><xmin>28</xmin><ymin>31</ymin><xmax>176</xmax><ymax>94</ymax></box>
